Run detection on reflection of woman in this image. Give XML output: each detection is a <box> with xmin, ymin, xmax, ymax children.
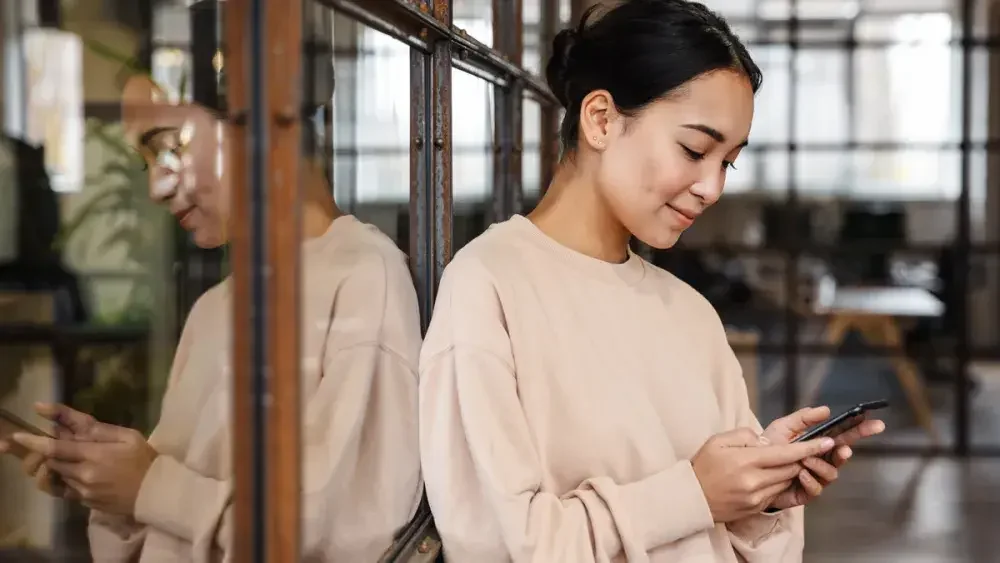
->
<box><xmin>0</xmin><ymin>76</ymin><xmax>423</xmax><ymax>562</ymax></box>
<box><xmin>419</xmin><ymin>2</ymin><xmax>882</xmax><ymax>562</ymax></box>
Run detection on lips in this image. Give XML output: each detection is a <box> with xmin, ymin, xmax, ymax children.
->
<box><xmin>174</xmin><ymin>207</ymin><xmax>196</xmax><ymax>229</ymax></box>
<box><xmin>667</xmin><ymin>204</ymin><xmax>698</xmax><ymax>226</ymax></box>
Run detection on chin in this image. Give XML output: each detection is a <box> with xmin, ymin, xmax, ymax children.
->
<box><xmin>637</xmin><ymin>228</ymin><xmax>682</xmax><ymax>250</ymax></box>
<box><xmin>191</xmin><ymin>229</ymin><xmax>226</xmax><ymax>249</ymax></box>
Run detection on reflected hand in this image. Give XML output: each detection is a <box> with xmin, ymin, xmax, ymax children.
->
<box><xmin>11</xmin><ymin>413</ymin><xmax>157</xmax><ymax>516</ymax></box>
<box><xmin>0</xmin><ymin>402</ymin><xmax>96</xmax><ymax>497</ymax></box>
<box><xmin>762</xmin><ymin>406</ymin><xmax>886</xmax><ymax>510</ymax></box>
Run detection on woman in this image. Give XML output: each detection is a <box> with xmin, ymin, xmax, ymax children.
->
<box><xmin>418</xmin><ymin>1</ymin><xmax>884</xmax><ymax>561</ymax></box>
<box><xmin>0</xmin><ymin>74</ymin><xmax>423</xmax><ymax>562</ymax></box>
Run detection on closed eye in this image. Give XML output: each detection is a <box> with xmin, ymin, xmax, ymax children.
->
<box><xmin>681</xmin><ymin>146</ymin><xmax>704</xmax><ymax>161</ymax></box>
<box><xmin>683</xmin><ymin>145</ymin><xmax>738</xmax><ymax>171</ymax></box>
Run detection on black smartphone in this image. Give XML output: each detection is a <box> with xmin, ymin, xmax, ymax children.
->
<box><xmin>0</xmin><ymin>408</ymin><xmax>55</xmax><ymax>460</ymax></box>
<box><xmin>0</xmin><ymin>408</ymin><xmax>54</xmax><ymax>438</ymax></box>
<box><xmin>792</xmin><ymin>400</ymin><xmax>888</xmax><ymax>443</ymax></box>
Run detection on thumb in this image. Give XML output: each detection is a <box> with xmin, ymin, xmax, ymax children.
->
<box><xmin>780</xmin><ymin>406</ymin><xmax>831</xmax><ymax>435</ymax></box>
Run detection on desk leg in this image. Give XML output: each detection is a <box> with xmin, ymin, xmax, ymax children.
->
<box><xmin>874</xmin><ymin>318</ymin><xmax>941</xmax><ymax>445</ymax></box>
<box><xmin>803</xmin><ymin>315</ymin><xmax>852</xmax><ymax>407</ymax></box>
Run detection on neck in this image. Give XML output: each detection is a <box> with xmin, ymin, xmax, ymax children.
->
<box><xmin>301</xmin><ymin>158</ymin><xmax>342</xmax><ymax>239</ymax></box>
<box><xmin>527</xmin><ymin>157</ymin><xmax>632</xmax><ymax>263</ymax></box>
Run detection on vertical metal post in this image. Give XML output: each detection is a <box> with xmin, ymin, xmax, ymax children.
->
<box><xmin>263</xmin><ymin>0</ymin><xmax>304</xmax><ymax>557</ymax></box>
<box><xmin>432</xmin><ymin>0</ymin><xmax>454</xmax><ymax>280</ymax></box>
<box><xmin>225</xmin><ymin>0</ymin><xmax>260</xmax><ymax>559</ymax></box>
<box><xmin>228</xmin><ymin>0</ymin><xmax>304</xmax><ymax>559</ymax></box>
<box><xmin>783</xmin><ymin>0</ymin><xmax>801</xmax><ymax>414</ymax></box>
<box><xmin>956</xmin><ymin>0</ymin><xmax>974</xmax><ymax>454</ymax></box>
<box><xmin>410</xmin><ymin>37</ymin><xmax>433</xmax><ymax>329</ymax></box>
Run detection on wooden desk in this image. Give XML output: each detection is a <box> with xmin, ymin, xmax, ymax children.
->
<box><xmin>806</xmin><ymin>282</ymin><xmax>943</xmax><ymax>444</ymax></box>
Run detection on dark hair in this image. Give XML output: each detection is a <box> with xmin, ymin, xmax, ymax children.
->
<box><xmin>545</xmin><ymin>0</ymin><xmax>762</xmax><ymax>152</ymax></box>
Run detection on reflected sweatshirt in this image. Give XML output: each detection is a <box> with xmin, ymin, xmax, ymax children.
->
<box><xmin>419</xmin><ymin>215</ymin><xmax>803</xmax><ymax>563</ymax></box>
<box><xmin>88</xmin><ymin>215</ymin><xmax>424</xmax><ymax>563</ymax></box>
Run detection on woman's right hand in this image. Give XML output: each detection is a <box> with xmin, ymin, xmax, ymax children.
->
<box><xmin>691</xmin><ymin>428</ymin><xmax>835</xmax><ymax>523</ymax></box>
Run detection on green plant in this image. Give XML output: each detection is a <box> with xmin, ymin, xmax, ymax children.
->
<box><xmin>53</xmin><ymin>40</ymin><xmax>180</xmax><ymax>432</ymax></box>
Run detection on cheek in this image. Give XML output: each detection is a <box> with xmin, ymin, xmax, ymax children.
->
<box><xmin>598</xmin><ymin>140</ymin><xmax>691</xmax><ymax>211</ymax></box>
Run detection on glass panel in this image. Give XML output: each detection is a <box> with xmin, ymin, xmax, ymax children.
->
<box><xmin>453</xmin><ymin>0</ymin><xmax>494</xmax><ymax>48</ymax></box>
<box><xmin>970</xmin><ymin>251</ymin><xmax>1000</xmax><ymax>450</ymax></box>
<box><xmin>330</xmin><ymin>14</ymin><xmax>411</xmax><ymax>248</ymax></box>
<box><xmin>760</xmin><ymin>149</ymin><xmax>962</xmax><ymax>201</ymax></box>
<box><xmin>523</xmin><ymin>97</ymin><xmax>542</xmax><ymax>204</ymax></box>
<box><xmin>747</xmin><ymin>45</ymin><xmax>790</xmax><ymax>144</ymax></box>
<box><xmin>523</xmin><ymin>1</ymin><xmax>543</xmax><ymax>76</ymax></box>
<box><xmin>795</xmin><ymin>50</ymin><xmax>848</xmax><ymax>144</ymax></box>
<box><xmin>1</xmin><ymin>2</ymin><xmax>187</xmax><ymax>559</ymax></box>
<box><xmin>854</xmin><ymin>45</ymin><xmax>961</xmax><ymax>143</ymax></box>
<box><xmin>301</xmin><ymin>4</ymin><xmax>424</xmax><ymax>559</ymax></box>
<box><xmin>452</xmin><ymin>69</ymin><xmax>495</xmax><ymax>251</ymax></box>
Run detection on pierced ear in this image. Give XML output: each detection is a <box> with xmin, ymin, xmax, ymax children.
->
<box><xmin>579</xmin><ymin>89</ymin><xmax>615</xmax><ymax>150</ymax></box>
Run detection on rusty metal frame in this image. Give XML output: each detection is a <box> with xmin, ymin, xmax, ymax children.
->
<box><xmin>228</xmin><ymin>0</ymin><xmax>304</xmax><ymax>560</ymax></box>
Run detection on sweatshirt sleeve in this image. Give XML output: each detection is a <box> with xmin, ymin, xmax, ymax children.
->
<box><xmin>419</xmin><ymin>257</ymin><xmax>716</xmax><ymax>563</ymax></box>
<box><xmin>86</xmin><ymin>283</ymin><xmax>213</xmax><ymax>562</ymax></box>
<box><xmin>131</xmin><ymin>252</ymin><xmax>422</xmax><ymax>562</ymax></box>
<box><xmin>710</xmin><ymin>318</ymin><xmax>804</xmax><ymax>562</ymax></box>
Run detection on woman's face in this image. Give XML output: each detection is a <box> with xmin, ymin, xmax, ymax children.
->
<box><xmin>123</xmin><ymin>79</ymin><xmax>232</xmax><ymax>248</ymax></box>
<box><xmin>587</xmin><ymin>70</ymin><xmax>755</xmax><ymax>249</ymax></box>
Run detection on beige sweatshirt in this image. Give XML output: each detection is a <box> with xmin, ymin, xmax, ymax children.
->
<box><xmin>419</xmin><ymin>215</ymin><xmax>804</xmax><ymax>563</ymax></box>
<box><xmin>88</xmin><ymin>215</ymin><xmax>424</xmax><ymax>562</ymax></box>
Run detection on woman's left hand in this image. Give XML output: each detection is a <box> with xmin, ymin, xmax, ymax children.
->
<box><xmin>760</xmin><ymin>406</ymin><xmax>885</xmax><ymax>510</ymax></box>
<box><xmin>11</xmin><ymin>414</ymin><xmax>157</xmax><ymax>516</ymax></box>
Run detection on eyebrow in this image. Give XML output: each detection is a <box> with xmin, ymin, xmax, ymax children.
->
<box><xmin>681</xmin><ymin>124</ymin><xmax>749</xmax><ymax>148</ymax></box>
<box><xmin>138</xmin><ymin>126</ymin><xmax>178</xmax><ymax>149</ymax></box>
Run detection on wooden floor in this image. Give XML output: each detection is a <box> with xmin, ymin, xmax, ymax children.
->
<box><xmin>804</xmin><ymin>457</ymin><xmax>1000</xmax><ymax>562</ymax></box>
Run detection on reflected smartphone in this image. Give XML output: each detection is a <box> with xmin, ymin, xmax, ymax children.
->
<box><xmin>792</xmin><ymin>400</ymin><xmax>888</xmax><ymax>443</ymax></box>
<box><xmin>0</xmin><ymin>408</ymin><xmax>54</xmax><ymax>459</ymax></box>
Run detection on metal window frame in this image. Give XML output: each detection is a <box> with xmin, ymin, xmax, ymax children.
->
<box><xmin>695</xmin><ymin>0</ymin><xmax>1000</xmax><ymax>458</ymax></box>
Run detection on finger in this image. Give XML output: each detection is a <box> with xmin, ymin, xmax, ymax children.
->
<box><xmin>22</xmin><ymin>452</ymin><xmax>45</xmax><ymax>476</ymax></box>
<box><xmin>34</xmin><ymin>403</ymin><xmax>94</xmax><ymax>435</ymax></box>
<box><xmin>782</xmin><ymin>406</ymin><xmax>832</xmax><ymax>435</ymax></box>
<box><xmin>756</xmin><ymin>479</ymin><xmax>795</xmax><ymax>505</ymax></box>
<box><xmin>757</xmin><ymin>462</ymin><xmax>805</xmax><ymax>487</ymax></box>
<box><xmin>11</xmin><ymin>433</ymin><xmax>87</xmax><ymax>462</ymax></box>
<box><xmin>834</xmin><ymin>419</ymin><xmax>886</xmax><ymax>447</ymax></box>
<box><xmin>756</xmin><ymin>438</ymin><xmax>836</xmax><ymax>467</ymax></box>
<box><xmin>801</xmin><ymin>456</ymin><xmax>839</xmax><ymax>484</ymax></box>
<box><xmin>831</xmin><ymin>445</ymin><xmax>853</xmax><ymax>467</ymax></box>
<box><xmin>59</xmin><ymin>476</ymin><xmax>86</xmax><ymax>502</ymax></box>
<box><xmin>46</xmin><ymin>459</ymin><xmax>88</xmax><ymax>483</ymax></box>
<box><xmin>0</xmin><ymin>439</ymin><xmax>8</xmax><ymax>454</ymax></box>
<box><xmin>34</xmin><ymin>464</ymin><xmax>54</xmax><ymax>493</ymax></box>
<box><xmin>797</xmin><ymin>469</ymin><xmax>824</xmax><ymax>497</ymax></box>
<box><xmin>84</xmin><ymin>422</ymin><xmax>130</xmax><ymax>443</ymax></box>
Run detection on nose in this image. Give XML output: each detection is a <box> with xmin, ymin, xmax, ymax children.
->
<box><xmin>149</xmin><ymin>167</ymin><xmax>180</xmax><ymax>203</ymax></box>
<box><xmin>689</xmin><ymin>167</ymin><xmax>726</xmax><ymax>206</ymax></box>
<box><xmin>149</xmin><ymin>152</ymin><xmax>182</xmax><ymax>203</ymax></box>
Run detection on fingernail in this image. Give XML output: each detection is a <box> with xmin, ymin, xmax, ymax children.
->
<box><xmin>758</xmin><ymin>436</ymin><xmax>770</xmax><ymax>445</ymax></box>
<box><xmin>821</xmin><ymin>438</ymin><xmax>835</xmax><ymax>449</ymax></box>
<box><xmin>876</xmin><ymin>421</ymin><xmax>886</xmax><ymax>432</ymax></box>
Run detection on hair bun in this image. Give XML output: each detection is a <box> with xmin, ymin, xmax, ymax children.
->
<box><xmin>545</xmin><ymin>28</ymin><xmax>578</xmax><ymax>108</ymax></box>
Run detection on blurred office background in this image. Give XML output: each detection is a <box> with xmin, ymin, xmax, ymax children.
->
<box><xmin>0</xmin><ymin>0</ymin><xmax>998</xmax><ymax>561</ymax></box>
